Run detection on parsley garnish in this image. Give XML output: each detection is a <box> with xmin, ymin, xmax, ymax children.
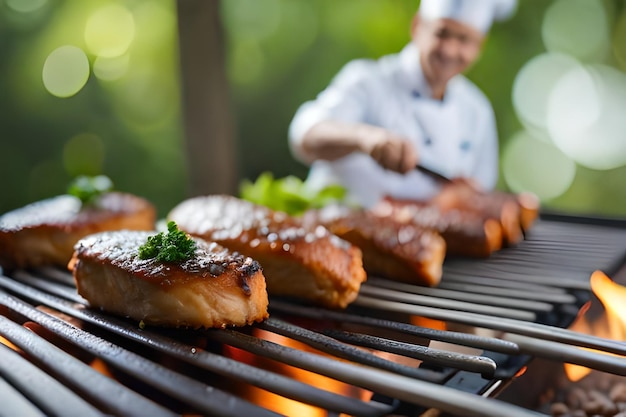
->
<box><xmin>138</xmin><ymin>221</ymin><xmax>197</xmax><ymax>263</ymax></box>
<box><xmin>67</xmin><ymin>175</ymin><xmax>113</xmax><ymax>205</ymax></box>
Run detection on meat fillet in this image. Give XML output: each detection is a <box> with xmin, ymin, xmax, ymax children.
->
<box><xmin>430</xmin><ymin>180</ymin><xmax>539</xmax><ymax>245</ymax></box>
<box><xmin>168</xmin><ymin>195</ymin><xmax>367</xmax><ymax>309</ymax></box>
<box><xmin>373</xmin><ymin>198</ymin><xmax>503</xmax><ymax>258</ymax></box>
<box><xmin>304</xmin><ymin>205</ymin><xmax>446</xmax><ymax>286</ymax></box>
<box><xmin>0</xmin><ymin>192</ymin><xmax>156</xmax><ymax>270</ymax></box>
<box><xmin>70</xmin><ymin>230</ymin><xmax>269</xmax><ymax>329</ymax></box>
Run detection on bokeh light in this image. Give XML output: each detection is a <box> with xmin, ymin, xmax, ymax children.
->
<box><xmin>512</xmin><ymin>52</ymin><xmax>580</xmax><ymax>135</ymax></box>
<box><xmin>6</xmin><ymin>0</ymin><xmax>47</xmax><ymax>13</ymax></box>
<box><xmin>542</xmin><ymin>0</ymin><xmax>610</xmax><ymax>62</ymax></box>
<box><xmin>93</xmin><ymin>54</ymin><xmax>130</xmax><ymax>81</ymax></box>
<box><xmin>42</xmin><ymin>45</ymin><xmax>90</xmax><ymax>98</ymax></box>
<box><xmin>84</xmin><ymin>4</ymin><xmax>135</xmax><ymax>58</ymax></box>
<box><xmin>63</xmin><ymin>133</ymin><xmax>105</xmax><ymax>177</ymax></box>
<box><xmin>502</xmin><ymin>131</ymin><xmax>576</xmax><ymax>201</ymax></box>
<box><xmin>547</xmin><ymin>64</ymin><xmax>626</xmax><ymax>170</ymax></box>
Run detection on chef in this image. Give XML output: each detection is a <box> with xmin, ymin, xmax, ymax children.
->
<box><xmin>288</xmin><ymin>0</ymin><xmax>517</xmax><ymax>208</ymax></box>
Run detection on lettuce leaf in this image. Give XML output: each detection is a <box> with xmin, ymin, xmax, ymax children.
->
<box><xmin>239</xmin><ymin>172</ymin><xmax>346</xmax><ymax>216</ymax></box>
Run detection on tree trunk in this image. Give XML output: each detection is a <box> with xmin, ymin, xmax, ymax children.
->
<box><xmin>176</xmin><ymin>0</ymin><xmax>238</xmax><ymax>196</ymax></box>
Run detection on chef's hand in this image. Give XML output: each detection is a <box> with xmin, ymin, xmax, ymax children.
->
<box><xmin>297</xmin><ymin>121</ymin><xmax>418</xmax><ymax>174</ymax></box>
<box><xmin>361</xmin><ymin>126</ymin><xmax>418</xmax><ymax>174</ymax></box>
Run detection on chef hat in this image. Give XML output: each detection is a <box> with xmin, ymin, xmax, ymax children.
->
<box><xmin>418</xmin><ymin>0</ymin><xmax>517</xmax><ymax>33</ymax></box>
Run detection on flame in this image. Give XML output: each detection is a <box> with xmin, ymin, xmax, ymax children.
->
<box><xmin>589</xmin><ymin>270</ymin><xmax>626</xmax><ymax>340</ymax></box>
<box><xmin>411</xmin><ymin>315</ymin><xmax>447</xmax><ymax>331</ymax></box>
<box><xmin>0</xmin><ymin>335</ymin><xmax>18</xmax><ymax>350</ymax></box>
<box><xmin>564</xmin><ymin>270</ymin><xmax>626</xmax><ymax>382</ymax></box>
<box><xmin>224</xmin><ymin>328</ymin><xmax>370</xmax><ymax>416</ymax></box>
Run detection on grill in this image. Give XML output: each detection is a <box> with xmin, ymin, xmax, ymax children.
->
<box><xmin>1</xmin><ymin>213</ymin><xmax>626</xmax><ymax>417</ymax></box>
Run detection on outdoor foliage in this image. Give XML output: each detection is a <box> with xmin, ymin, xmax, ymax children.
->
<box><xmin>1</xmin><ymin>0</ymin><xmax>625</xmax><ymax>218</ymax></box>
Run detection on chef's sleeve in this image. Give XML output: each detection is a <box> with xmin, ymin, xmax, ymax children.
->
<box><xmin>288</xmin><ymin>59</ymin><xmax>374</xmax><ymax>165</ymax></box>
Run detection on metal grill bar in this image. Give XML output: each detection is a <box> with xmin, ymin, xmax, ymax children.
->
<box><xmin>258</xmin><ymin>318</ymin><xmax>445</xmax><ymax>382</ymax></box>
<box><xmin>503</xmin><ymin>333</ymin><xmax>626</xmax><ymax>375</ymax></box>
<box><xmin>365</xmin><ymin>278</ymin><xmax>555</xmax><ymax>312</ymax></box>
<box><xmin>441</xmin><ymin>269</ymin><xmax>591</xmax><ymax>291</ymax></box>
<box><xmin>355</xmin><ymin>296</ymin><xmax>626</xmax><ymax>375</ymax></box>
<box><xmin>0</xmin><ymin>290</ymin><xmax>281</xmax><ymax>417</ymax></box>
<box><xmin>321</xmin><ymin>329</ymin><xmax>497</xmax><ymax>377</ymax></box>
<box><xmin>269</xmin><ymin>299</ymin><xmax>520</xmax><ymax>354</ymax></box>
<box><xmin>0</xmin><ymin>342</ymin><xmax>105</xmax><ymax>417</ymax></box>
<box><xmin>436</xmin><ymin>281</ymin><xmax>576</xmax><ymax>303</ymax></box>
<box><xmin>442</xmin><ymin>218</ymin><xmax>626</xmax><ymax>290</ymax></box>
<box><xmin>0</xmin><ymin>315</ymin><xmax>176</xmax><ymax>417</ymax></box>
<box><xmin>12</xmin><ymin>269</ymin><xmax>85</xmax><ymax>303</ymax></box>
<box><xmin>0</xmin><ymin>376</ymin><xmax>47</xmax><ymax>417</ymax></box>
<box><xmin>359</xmin><ymin>285</ymin><xmax>537</xmax><ymax>320</ymax></box>
<box><xmin>205</xmin><ymin>329</ymin><xmax>547</xmax><ymax>417</ymax></box>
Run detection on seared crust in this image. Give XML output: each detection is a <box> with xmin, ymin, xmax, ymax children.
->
<box><xmin>430</xmin><ymin>180</ymin><xmax>539</xmax><ymax>245</ymax></box>
<box><xmin>372</xmin><ymin>199</ymin><xmax>503</xmax><ymax>258</ymax></box>
<box><xmin>304</xmin><ymin>205</ymin><xmax>446</xmax><ymax>286</ymax></box>
<box><xmin>168</xmin><ymin>195</ymin><xmax>367</xmax><ymax>309</ymax></box>
<box><xmin>70</xmin><ymin>230</ymin><xmax>269</xmax><ymax>329</ymax></box>
<box><xmin>0</xmin><ymin>193</ymin><xmax>156</xmax><ymax>270</ymax></box>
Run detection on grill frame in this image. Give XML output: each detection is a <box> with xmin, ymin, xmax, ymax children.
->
<box><xmin>1</xmin><ymin>213</ymin><xmax>626</xmax><ymax>416</ymax></box>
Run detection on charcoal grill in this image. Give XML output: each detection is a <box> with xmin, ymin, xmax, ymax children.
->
<box><xmin>1</xmin><ymin>213</ymin><xmax>626</xmax><ymax>417</ymax></box>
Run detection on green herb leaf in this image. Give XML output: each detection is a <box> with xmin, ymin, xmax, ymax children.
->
<box><xmin>67</xmin><ymin>175</ymin><xmax>114</xmax><ymax>205</ymax></box>
<box><xmin>239</xmin><ymin>172</ymin><xmax>347</xmax><ymax>216</ymax></box>
<box><xmin>138</xmin><ymin>221</ymin><xmax>197</xmax><ymax>263</ymax></box>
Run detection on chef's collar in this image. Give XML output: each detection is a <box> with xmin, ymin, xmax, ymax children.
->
<box><xmin>399</xmin><ymin>43</ymin><xmax>445</xmax><ymax>101</ymax></box>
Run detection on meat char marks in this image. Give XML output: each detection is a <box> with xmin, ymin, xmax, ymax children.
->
<box><xmin>168</xmin><ymin>195</ymin><xmax>367</xmax><ymax>309</ymax></box>
<box><xmin>0</xmin><ymin>192</ymin><xmax>156</xmax><ymax>270</ymax></box>
<box><xmin>70</xmin><ymin>230</ymin><xmax>269</xmax><ymax>329</ymax></box>
<box><xmin>304</xmin><ymin>205</ymin><xmax>446</xmax><ymax>286</ymax></box>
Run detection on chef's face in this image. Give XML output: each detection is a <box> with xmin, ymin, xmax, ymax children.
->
<box><xmin>411</xmin><ymin>16</ymin><xmax>484</xmax><ymax>91</ymax></box>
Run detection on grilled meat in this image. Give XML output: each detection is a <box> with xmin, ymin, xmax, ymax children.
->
<box><xmin>70</xmin><ymin>230</ymin><xmax>269</xmax><ymax>329</ymax></box>
<box><xmin>304</xmin><ymin>205</ymin><xmax>446</xmax><ymax>286</ymax></box>
<box><xmin>167</xmin><ymin>195</ymin><xmax>367</xmax><ymax>309</ymax></box>
<box><xmin>0</xmin><ymin>193</ymin><xmax>156</xmax><ymax>270</ymax></box>
<box><xmin>373</xmin><ymin>198</ymin><xmax>503</xmax><ymax>258</ymax></box>
<box><xmin>430</xmin><ymin>179</ymin><xmax>539</xmax><ymax>245</ymax></box>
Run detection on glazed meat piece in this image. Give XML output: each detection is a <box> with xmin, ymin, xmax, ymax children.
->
<box><xmin>430</xmin><ymin>179</ymin><xmax>539</xmax><ymax>245</ymax></box>
<box><xmin>168</xmin><ymin>195</ymin><xmax>367</xmax><ymax>309</ymax></box>
<box><xmin>70</xmin><ymin>230</ymin><xmax>269</xmax><ymax>329</ymax></box>
<box><xmin>304</xmin><ymin>205</ymin><xmax>446</xmax><ymax>286</ymax></box>
<box><xmin>372</xmin><ymin>198</ymin><xmax>503</xmax><ymax>258</ymax></box>
<box><xmin>0</xmin><ymin>192</ymin><xmax>156</xmax><ymax>270</ymax></box>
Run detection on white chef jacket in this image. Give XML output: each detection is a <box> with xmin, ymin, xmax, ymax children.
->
<box><xmin>289</xmin><ymin>43</ymin><xmax>499</xmax><ymax>208</ymax></box>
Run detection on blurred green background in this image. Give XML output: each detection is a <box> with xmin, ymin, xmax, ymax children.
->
<box><xmin>1</xmin><ymin>0</ymin><xmax>626</xmax><ymax>218</ymax></box>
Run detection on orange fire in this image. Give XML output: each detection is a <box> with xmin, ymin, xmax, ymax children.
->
<box><xmin>223</xmin><ymin>328</ymin><xmax>371</xmax><ymax>416</ymax></box>
<box><xmin>564</xmin><ymin>270</ymin><xmax>626</xmax><ymax>381</ymax></box>
<box><xmin>0</xmin><ymin>335</ymin><xmax>18</xmax><ymax>350</ymax></box>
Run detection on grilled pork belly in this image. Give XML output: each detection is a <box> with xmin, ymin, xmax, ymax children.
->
<box><xmin>0</xmin><ymin>193</ymin><xmax>156</xmax><ymax>270</ymax></box>
<box><xmin>373</xmin><ymin>198</ymin><xmax>503</xmax><ymax>258</ymax></box>
<box><xmin>304</xmin><ymin>205</ymin><xmax>446</xmax><ymax>286</ymax></box>
<box><xmin>167</xmin><ymin>195</ymin><xmax>367</xmax><ymax>309</ymax></box>
<box><xmin>70</xmin><ymin>230</ymin><xmax>269</xmax><ymax>329</ymax></box>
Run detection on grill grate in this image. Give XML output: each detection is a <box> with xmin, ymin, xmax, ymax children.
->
<box><xmin>1</xmin><ymin>215</ymin><xmax>626</xmax><ymax>417</ymax></box>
